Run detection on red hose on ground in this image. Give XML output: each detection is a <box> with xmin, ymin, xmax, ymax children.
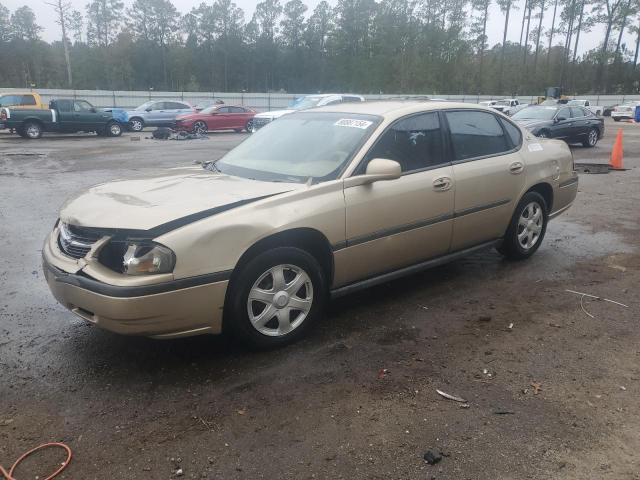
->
<box><xmin>0</xmin><ymin>443</ymin><xmax>72</xmax><ymax>480</ymax></box>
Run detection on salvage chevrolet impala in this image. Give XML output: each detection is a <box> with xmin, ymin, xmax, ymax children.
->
<box><xmin>43</xmin><ymin>101</ymin><xmax>578</xmax><ymax>348</ymax></box>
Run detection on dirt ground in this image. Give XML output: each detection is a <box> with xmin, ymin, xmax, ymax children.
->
<box><xmin>1</xmin><ymin>120</ymin><xmax>638</xmax><ymax>479</ymax></box>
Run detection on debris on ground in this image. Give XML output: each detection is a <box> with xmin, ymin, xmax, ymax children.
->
<box><xmin>423</xmin><ymin>449</ymin><xmax>443</xmax><ymax>465</ymax></box>
<box><xmin>565</xmin><ymin>289</ymin><xmax>629</xmax><ymax>308</ymax></box>
<box><xmin>478</xmin><ymin>315</ymin><xmax>492</xmax><ymax>322</ymax></box>
<box><xmin>149</xmin><ymin>127</ymin><xmax>209</xmax><ymax>141</ymax></box>
<box><xmin>507</xmin><ymin>323</ymin><xmax>514</xmax><ymax>331</ymax></box>
<box><xmin>436</xmin><ymin>389</ymin><xmax>467</xmax><ymax>403</ymax></box>
<box><xmin>493</xmin><ymin>409</ymin><xmax>516</xmax><ymax>415</ymax></box>
<box><xmin>531</xmin><ymin>382</ymin><xmax>543</xmax><ymax>395</ymax></box>
<box><xmin>377</xmin><ymin>368</ymin><xmax>389</xmax><ymax>379</ymax></box>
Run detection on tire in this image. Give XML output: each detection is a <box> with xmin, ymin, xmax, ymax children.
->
<box><xmin>191</xmin><ymin>121</ymin><xmax>208</xmax><ymax>135</ymax></box>
<box><xmin>497</xmin><ymin>191</ymin><xmax>548</xmax><ymax>261</ymax></box>
<box><xmin>227</xmin><ymin>247</ymin><xmax>326</xmax><ymax>349</ymax></box>
<box><xmin>16</xmin><ymin>126</ymin><xmax>28</xmax><ymax>138</ymax></box>
<box><xmin>537</xmin><ymin>130</ymin><xmax>550</xmax><ymax>138</ymax></box>
<box><xmin>246</xmin><ymin>119</ymin><xmax>255</xmax><ymax>133</ymax></box>
<box><xmin>582</xmin><ymin>127</ymin><xmax>599</xmax><ymax>148</ymax></box>
<box><xmin>613</xmin><ymin>117</ymin><xmax>621</xmax><ymax>122</ymax></box>
<box><xmin>128</xmin><ymin>117</ymin><xmax>144</xmax><ymax>132</ymax></box>
<box><xmin>23</xmin><ymin>121</ymin><xmax>43</xmax><ymax>139</ymax></box>
<box><xmin>106</xmin><ymin>121</ymin><xmax>123</xmax><ymax>137</ymax></box>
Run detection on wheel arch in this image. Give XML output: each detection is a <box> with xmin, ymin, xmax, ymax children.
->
<box><xmin>525</xmin><ymin>182</ymin><xmax>554</xmax><ymax>213</ymax></box>
<box><xmin>226</xmin><ymin>227</ymin><xmax>335</xmax><ymax>300</ymax></box>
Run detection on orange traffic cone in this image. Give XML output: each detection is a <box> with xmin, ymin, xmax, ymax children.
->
<box><xmin>609</xmin><ymin>128</ymin><xmax>625</xmax><ymax>170</ymax></box>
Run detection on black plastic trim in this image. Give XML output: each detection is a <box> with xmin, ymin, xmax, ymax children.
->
<box><xmin>332</xmin><ymin>198</ymin><xmax>511</xmax><ymax>251</ymax></box>
<box><xmin>559</xmin><ymin>177</ymin><xmax>579</xmax><ymax>188</ymax></box>
<box><xmin>44</xmin><ymin>261</ymin><xmax>231</xmax><ymax>298</ymax></box>
<box><xmin>331</xmin><ymin>240</ymin><xmax>500</xmax><ymax>298</ymax></box>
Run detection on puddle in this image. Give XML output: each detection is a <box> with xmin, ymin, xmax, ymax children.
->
<box><xmin>547</xmin><ymin>219</ymin><xmax>635</xmax><ymax>257</ymax></box>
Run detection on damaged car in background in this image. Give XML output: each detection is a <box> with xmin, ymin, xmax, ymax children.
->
<box><xmin>250</xmin><ymin>93</ymin><xmax>365</xmax><ymax>131</ymax></box>
<box><xmin>43</xmin><ymin>101</ymin><xmax>578</xmax><ymax>348</ymax></box>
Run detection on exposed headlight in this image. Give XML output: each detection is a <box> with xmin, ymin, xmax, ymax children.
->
<box><xmin>122</xmin><ymin>243</ymin><xmax>175</xmax><ymax>275</ymax></box>
<box><xmin>99</xmin><ymin>240</ymin><xmax>175</xmax><ymax>275</ymax></box>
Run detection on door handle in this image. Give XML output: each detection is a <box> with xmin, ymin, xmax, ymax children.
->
<box><xmin>432</xmin><ymin>176</ymin><xmax>452</xmax><ymax>191</ymax></box>
<box><xmin>509</xmin><ymin>161</ymin><xmax>524</xmax><ymax>174</ymax></box>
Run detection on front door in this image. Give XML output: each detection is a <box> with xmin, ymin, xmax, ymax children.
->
<box><xmin>72</xmin><ymin>100</ymin><xmax>107</xmax><ymax>131</ymax></box>
<box><xmin>444</xmin><ymin>110</ymin><xmax>527</xmax><ymax>251</ymax></box>
<box><xmin>551</xmin><ymin>106</ymin><xmax>574</xmax><ymax>139</ymax></box>
<box><xmin>338</xmin><ymin>112</ymin><xmax>455</xmax><ymax>286</ymax></box>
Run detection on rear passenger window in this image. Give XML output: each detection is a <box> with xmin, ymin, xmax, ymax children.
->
<box><xmin>365</xmin><ymin>112</ymin><xmax>444</xmax><ymax>172</ymax></box>
<box><xmin>21</xmin><ymin>95</ymin><xmax>36</xmax><ymax>105</ymax></box>
<box><xmin>230</xmin><ymin>106</ymin><xmax>245</xmax><ymax>113</ymax></box>
<box><xmin>217</xmin><ymin>107</ymin><xmax>231</xmax><ymax>113</ymax></box>
<box><xmin>445</xmin><ymin>111</ymin><xmax>511</xmax><ymax>161</ymax></box>
<box><xmin>499</xmin><ymin>118</ymin><xmax>522</xmax><ymax>149</ymax></box>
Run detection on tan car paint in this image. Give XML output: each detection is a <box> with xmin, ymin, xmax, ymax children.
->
<box><xmin>43</xmin><ymin>101</ymin><xmax>578</xmax><ymax>338</ymax></box>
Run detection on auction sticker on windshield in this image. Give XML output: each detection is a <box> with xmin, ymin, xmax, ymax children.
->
<box><xmin>334</xmin><ymin>119</ymin><xmax>373</xmax><ymax>129</ymax></box>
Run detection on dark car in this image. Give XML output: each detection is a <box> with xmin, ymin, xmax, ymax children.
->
<box><xmin>512</xmin><ymin>105</ymin><xmax>604</xmax><ymax>147</ymax></box>
<box><xmin>0</xmin><ymin>99</ymin><xmax>124</xmax><ymax>139</ymax></box>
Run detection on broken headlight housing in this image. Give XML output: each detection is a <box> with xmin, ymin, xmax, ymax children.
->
<box><xmin>99</xmin><ymin>241</ymin><xmax>175</xmax><ymax>275</ymax></box>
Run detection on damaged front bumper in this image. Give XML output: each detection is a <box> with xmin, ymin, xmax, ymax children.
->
<box><xmin>42</xmin><ymin>228</ymin><xmax>229</xmax><ymax>339</ymax></box>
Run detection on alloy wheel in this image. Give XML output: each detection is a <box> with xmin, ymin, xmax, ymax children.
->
<box><xmin>26</xmin><ymin>124</ymin><xmax>41</xmax><ymax>139</ymax></box>
<box><xmin>247</xmin><ymin>264</ymin><xmax>313</xmax><ymax>337</ymax></box>
<box><xmin>588</xmin><ymin>129</ymin><xmax>598</xmax><ymax>146</ymax></box>
<box><xmin>129</xmin><ymin>119</ymin><xmax>143</xmax><ymax>131</ymax></box>
<box><xmin>193</xmin><ymin>121</ymin><xmax>207</xmax><ymax>134</ymax></box>
<box><xmin>517</xmin><ymin>202</ymin><xmax>543</xmax><ymax>250</ymax></box>
<box><xmin>110</xmin><ymin>123</ymin><xmax>122</xmax><ymax>136</ymax></box>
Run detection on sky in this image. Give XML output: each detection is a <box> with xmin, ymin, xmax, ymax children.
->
<box><xmin>2</xmin><ymin>0</ymin><xmax>635</xmax><ymax>57</ymax></box>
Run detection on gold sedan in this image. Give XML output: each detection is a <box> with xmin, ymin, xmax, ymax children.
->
<box><xmin>42</xmin><ymin>101</ymin><xmax>578</xmax><ymax>348</ymax></box>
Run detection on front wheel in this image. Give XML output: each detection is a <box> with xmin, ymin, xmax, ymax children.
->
<box><xmin>537</xmin><ymin>130</ymin><xmax>549</xmax><ymax>139</ymax></box>
<box><xmin>246</xmin><ymin>119</ymin><xmax>255</xmax><ymax>133</ymax></box>
<box><xmin>227</xmin><ymin>247</ymin><xmax>326</xmax><ymax>349</ymax></box>
<box><xmin>191</xmin><ymin>121</ymin><xmax>208</xmax><ymax>135</ymax></box>
<box><xmin>582</xmin><ymin>128</ymin><xmax>598</xmax><ymax>148</ymax></box>
<box><xmin>23</xmin><ymin>121</ymin><xmax>43</xmax><ymax>139</ymax></box>
<box><xmin>613</xmin><ymin>117</ymin><xmax>621</xmax><ymax>122</ymax></box>
<box><xmin>498</xmin><ymin>191</ymin><xmax>548</xmax><ymax>261</ymax></box>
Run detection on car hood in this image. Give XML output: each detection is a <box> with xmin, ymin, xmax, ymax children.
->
<box><xmin>60</xmin><ymin>167</ymin><xmax>302</xmax><ymax>232</ymax></box>
<box><xmin>513</xmin><ymin>119</ymin><xmax>552</xmax><ymax>129</ymax></box>
<box><xmin>175</xmin><ymin>113</ymin><xmax>203</xmax><ymax>122</ymax></box>
<box><xmin>254</xmin><ymin>109</ymin><xmax>295</xmax><ymax>119</ymax></box>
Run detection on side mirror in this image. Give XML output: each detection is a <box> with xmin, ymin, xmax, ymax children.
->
<box><xmin>344</xmin><ymin>158</ymin><xmax>402</xmax><ymax>187</ymax></box>
<box><xmin>145</xmin><ymin>107</ymin><xmax>153</xmax><ymax>112</ymax></box>
<box><xmin>90</xmin><ymin>107</ymin><xmax>96</xmax><ymax>113</ymax></box>
<box><xmin>555</xmin><ymin>116</ymin><xmax>566</xmax><ymax>123</ymax></box>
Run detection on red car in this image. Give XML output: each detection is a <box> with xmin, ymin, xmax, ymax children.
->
<box><xmin>174</xmin><ymin>105</ymin><xmax>256</xmax><ymax>133</ymax></box>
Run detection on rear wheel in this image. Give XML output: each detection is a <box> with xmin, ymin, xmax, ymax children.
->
<box><xmin>23</xmin><ymin>121</ymin><xmax>43</xmax><ymax>139</ymax></box>
<box><xmin>16</xmin><ymin>126</ymin><xmax>28</xmax><ymax>138</ymax></box>
<box><xmin>106</xmin><ymin>121</ymin><xmax>122</xmax><ymax>137</ymax></box>
<box><xmin>227</xmin><ymin>247</ymin><xmax>326</xmax><ymax>349</ymax></box>
<box><xmin>613</xmin><ymin>117</ymin><xmax>621</xmax><ymax>122</ymax></box>
<box><xmin>582</xmin><ymin>127</ymin><xmax>598</xmax><ymax>148</ymax></box>
<box><xmin>498</xmin><ymin>191</ymin><xmax>548</xmax><ymax>261</ymax></box>
<box><xmin>246</xmin><ymin>119</ymin><xmax>255</xmax><ymax>133</ymax></box>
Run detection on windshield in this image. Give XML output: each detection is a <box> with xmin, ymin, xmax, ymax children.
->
<box><xmin>135</xmin><ymin>101</ymin><xmax>154</xmax><ymax>111</ymax></box>
<box><xmin>213</xmin><ymin>112</ymin><xmax>380</xmax><ymax>183</ymax></box>
<box><xmin>512</xmin><ymin>106</ymin><xmax>557</xmax><ymax>120</ymax></box>
<box><xmin>290</xmin><ymin>96</ymin><xmax>324</xmax><ymax>110</ymax></box>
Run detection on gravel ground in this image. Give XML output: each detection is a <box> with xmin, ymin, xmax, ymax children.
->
<box><xmin>1</xmin><ymin>120</ymin><xmax>639</xmax><ymax>479</ymax></box>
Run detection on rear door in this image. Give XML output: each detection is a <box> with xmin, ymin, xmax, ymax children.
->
<box><xmin>162</xmin><ymin>101</ymin><xmax>191</xmax><ymax>125</ymax></box>
<box><xmin>445</xmin><ymin>110</ymin><xmax>526</xmax><ymax>250</ymax></box>
<box><xmin>341</xmin><ymin>112</ymin><xmax>454</xmax><ymax>284</ymax></box>
<box><xmin>228</xmin><ymin>106</ymin><xmax>250</xmax><ymax>129</ymax></box>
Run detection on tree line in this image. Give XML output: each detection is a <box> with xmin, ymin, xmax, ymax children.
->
<box><xmin>1</xmin><ymin>0</ymin><xmax>640</xmax><ymax>95</ymax></box>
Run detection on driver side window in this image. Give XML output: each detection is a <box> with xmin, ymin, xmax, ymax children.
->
<box><xmin>74</xmin><ymin>100</ymin><xmax>93</xmax><ymax>112</ymax></box>
<box><xmin>557</xmin><ymin>107</ymin><xmax>571</xmax><ymax>119</ymax></box>
<box><xmin>364</xmin><ymin>112</ymin><xmax>444</xmax><ymax>173</ymax></box>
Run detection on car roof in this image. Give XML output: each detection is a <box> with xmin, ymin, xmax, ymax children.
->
<box><xmin>312</xmin><ymin>100</ymin><xmax>492</xmax><ymax>118</ymax></box>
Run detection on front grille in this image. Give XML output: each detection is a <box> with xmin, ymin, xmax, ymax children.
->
<box><xmin>253</xmin><ymin>117</ymin><xmax>272</xmax><ymax>129</ymax></box>
<box><xmin>58</xmin><ymin>223</ymin><xmax>101</xmax><ymax>259</ymax></box>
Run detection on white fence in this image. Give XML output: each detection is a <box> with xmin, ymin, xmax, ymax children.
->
<box><xmin>2</xmin><ymin>87</ymin><xmax>640</xmax><ymax>110</ymax></box>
